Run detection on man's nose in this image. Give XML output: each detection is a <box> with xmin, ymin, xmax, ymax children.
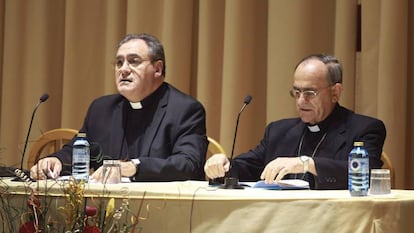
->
<box><xmin>119</xmin><ymin>60</ymin><xmax>132</xmax><ymax>71</ymax></box>
<box><xmin>296</xmin><ymin>94</ymin><xmax>308</xmax><ymax>104</ymax></box>
<box><xmin>118</xmin><ymin>62</ymin><xmax>132</xmax><ymax>75</ymax></box>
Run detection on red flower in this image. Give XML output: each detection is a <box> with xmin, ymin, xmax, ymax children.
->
<box><xmin>85</xmin><ymin>205</ymin><xmax>97</xmax><ymax>216</ymax></box>
<box><xmin>19</xmin><ymin>221</ymin><xmax>35</xmax><ymax>233</ymax></box>
<box><xmin>84</xmin><ymin>225</ymin><xmax>101</xmax><ymax>233</ymax></box>
<box><xmin>85</xmin><ymin>206</ymin><xmax>96</xmax><ymax>217</ymax></box>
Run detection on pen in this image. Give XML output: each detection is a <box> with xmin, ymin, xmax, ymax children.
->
<box><xmin>48</xmin><ymin>168</ymin><xmax>57</xmax><ymax>179</ymax></box>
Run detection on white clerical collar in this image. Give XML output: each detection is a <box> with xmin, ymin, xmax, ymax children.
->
<box><xmin>129</xmin><ymin>101</ymin><xmax>143</xmax><ymax>109</ymax></box>
<box><xmin>307</xmin><ymin>125</ymin><xmax>320</xmax><ymax>132</ymax></box>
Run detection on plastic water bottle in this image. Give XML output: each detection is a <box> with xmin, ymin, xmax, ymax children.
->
<box><xmin>348</xmin><ymin>141</ymin><xmax>369</xmax><ymax>196</ymax></box>
<box><xmin>72</xmin><ymin>132</ymin><xmax>90</xmax><ymax>182</ymax></box>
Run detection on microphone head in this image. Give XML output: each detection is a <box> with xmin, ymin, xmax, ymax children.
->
<box><xmin>244</xmin><ymin>95</ymin><xmax>252</xmax><ymax>105</ymax></box>
<box><xmin>39</xmin><ymin>93</ymin><xmax>49</xmax><ymax>102</ymax></box>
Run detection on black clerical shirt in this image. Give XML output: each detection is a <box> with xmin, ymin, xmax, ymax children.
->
<box><xmin>122</xmin><ymin>84</ymin><xmax>167</xmax><ymax>160</ymax></box>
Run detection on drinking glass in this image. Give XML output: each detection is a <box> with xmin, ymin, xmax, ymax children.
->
<box><xmin>369</xmin><ymin>169</ymin><xmax>391</xmax><ymax>195</ymax></box>
<box><xmin>102</xmin><ymin>160</ymin><xmax>122</xmax><ymax>184</ymax></box>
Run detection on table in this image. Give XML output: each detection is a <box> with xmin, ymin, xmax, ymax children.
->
<box><xmin>1</xmin><ymin>178</ymin><xmax>413</xmax><ymax>233</ymax></box>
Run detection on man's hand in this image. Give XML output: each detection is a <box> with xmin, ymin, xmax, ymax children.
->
<box><xmin>120</xmin><ymin>161</ymin><xmax>137</xmax><ymax>177</ymax></box>
<box><xmin>30</xmin><ymin>157</ymin><xmax>62</xmax><ymax>180</ymax></box>
<box><xmin>204</xmin><ymin>153</ymin><xmax>230</xmax><ymax>179</ymax></box>
<box><xmin>260</xmin><ymin>157</ymin><xmax>315</xmax><ymax>184</ymax></box>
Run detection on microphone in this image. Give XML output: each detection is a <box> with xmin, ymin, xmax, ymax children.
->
<box><xmin>19</xmin><ymin>93</ymin><xmax>49</xmax><ymax>170</ymax></box>
<box><xmin>220</xmin><ymin>94</ymin><xmax>252</xmax><ymax>189</ymax></box>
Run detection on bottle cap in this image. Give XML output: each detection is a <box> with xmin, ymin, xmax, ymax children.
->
<box><xmin>353</xmin><ymin>141</ymin><xmax>364</xmax><ymax>146</ymax></box>
<box><xmin>77</xmin><ymin>132</ymin><xmax>87</xmax><ymax>138</ymax></box>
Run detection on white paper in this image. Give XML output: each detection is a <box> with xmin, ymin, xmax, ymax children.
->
<box><xmin>251</xmin><ymin>179</ymin><xmax>310</xmax><ymax>190</ymax></box>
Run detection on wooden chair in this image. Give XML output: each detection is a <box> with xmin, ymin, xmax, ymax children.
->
<box><xmin>206</xmin><ymin>137</ymin><xmax>226</xmax><ymax>180</ymax></box>
<box><xmin>26</xmin><ymin>128</ymin><xmax>78</xmax><ymax>169</ymax></box>
<box><xmin>381</xmin><ymin>151</ymin><xmax>395</xmax><ymax>188</ymax></box>
<box><xmin>207</xmin><ymin>137</ymin><xmax>226</xmax><ymax>161</ymax></box>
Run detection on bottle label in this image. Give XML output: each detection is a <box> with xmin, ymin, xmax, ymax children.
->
<box><xmin>72</xmin><ymin>143</ymin><xmax>90</xmax><ymax>181</ymax></box>
<box><xmin>348</xmin><ymin>146</ymin><xmax>369</xmax><ymax>196</ymax></box>
<box><xmin>73</xmin><ymin>148</ymin><xmax>89</xmax><ymax>162</ymax></box>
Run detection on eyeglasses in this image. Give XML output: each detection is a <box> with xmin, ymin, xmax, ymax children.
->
<box><xmin>289</xmin><ymin>86</ymin><xmax>332</xmax><ymax>99</ymax></box>
<box><xmin>114</xmin><ymin>55</ymin><xmax>152</xmax><ymax>69</ymax></box>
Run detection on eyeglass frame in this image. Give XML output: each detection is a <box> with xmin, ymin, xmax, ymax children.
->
<box><xmin>114</xmin><ymin>54</ymin><xmax>154</xmax><ymax>69</ymax></box>
<box><xmin>289</xmin><ymin>85</ymin><xmax>333</xmax><ymax>99</ymax></box>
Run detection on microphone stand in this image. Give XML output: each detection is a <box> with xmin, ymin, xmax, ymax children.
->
<box><xmin>13</xmin><ymin>94</ymin><xmax>49</xmax><ymax>181</ymax></box>
<box><xmin>20</xmin><ymin>94</ymin><xmax>49</xmax><ymax>170</ymax></box>
<box><xmin>220</xmin><ymin>95</ymin><xmax>252</xmax><ymax>189</ymax></box>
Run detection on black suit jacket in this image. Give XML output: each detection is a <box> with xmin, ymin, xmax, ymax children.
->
<box><xmin>53</xmin><ymin>82</ymin><xmax>208</xmax><ymax>181</ymax></box>
<box><xmin>231</xmin><ymin>105</ymin><xmax>386</xmax><ymax>189</ymax></box>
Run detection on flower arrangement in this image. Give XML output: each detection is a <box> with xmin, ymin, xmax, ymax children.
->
<box><xmin>0</xmin><ymin>175</ymin><xmax>164</xmax><ymax>233</ymax></box>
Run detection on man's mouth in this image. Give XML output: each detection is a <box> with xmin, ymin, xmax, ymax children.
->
<box><xmin>119</xmin><ymin>78</ymin><xmax>132</xmax><ymax>84</ymax></box>
<box><xmin>300</xmin><ymin>108</ymin><xmax>312</xmax><ymax>112</ymax></box>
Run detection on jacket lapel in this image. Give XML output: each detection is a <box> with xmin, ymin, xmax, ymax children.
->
<box><xmin>268</xmin><ymin>121</ymin><xmax>305</xmax><ymax>159</ymax></box>
<box><xmin>109</xmin><ymin>99</ymin><xmax>126</xmax><ymax>159</ymax></box>
<box><xmin>139</xmin><ymin>87</ymin><xmax>169</xmax><ymax>157</ymax></box>
<box><xmin>284</xmin><ymin>122</ymin><xmax>306</xmax><ymax>155</ymax></box>
<box><xmin>325</xmin><ymin>117</ymin><xmax>347</xmax><ymax>157</ymax></box>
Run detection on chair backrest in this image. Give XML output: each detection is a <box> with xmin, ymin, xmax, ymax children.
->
<box><xmin>207</xmin><ymin>137</ymin><xmax>226</xmax><ymax>161</ymax></box>
<box><xmin>27</xmin><ymin>128</ymin><xmax>78</xmax><ymax>169</ymax></box>
<box><xmin>206</xmin><ymin>137</ymin><xmax>226</xmax><ymax>180</ymax></box>
<box><xmin>381</xmin><ymin>151</ymin><xmax>395</xmax><ymax>188</ymax></box>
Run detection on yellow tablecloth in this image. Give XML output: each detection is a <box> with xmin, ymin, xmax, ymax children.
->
<box><xmin>1</xmin><ymin>178</ymin><xmax>413</xmax><ymax>233</ymax></box>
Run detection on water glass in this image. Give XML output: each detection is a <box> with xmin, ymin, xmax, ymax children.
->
<box><xmin>369</xmin><ymin>169</ymin><xmax>391</xmax><ymax>195</ymax></box>
<box><xmin>102</xmin><ymin>160</ymin><xmax>121</xmax><ymax>184</ymax></box>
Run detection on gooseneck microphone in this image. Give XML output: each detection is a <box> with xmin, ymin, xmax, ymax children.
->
<box><xmin>220</xmin><ymin>94</ymin><xmax>252</xmax><ymax>189</ymax></box>
<box><xmin>229</xmin><ymin>95</ymin><xmax>252</xmax><ymax>162</ymax></box>
<box><xmin>19</xmin><ymin>93</ymin><xmax>49</xmax><ymax>170</ymax></box>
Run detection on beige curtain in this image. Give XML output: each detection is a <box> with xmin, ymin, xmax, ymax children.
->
<box><xmin>0</xmin><ymin>0</ymin><xmax>412</xmax><ymax>189</ymax></box>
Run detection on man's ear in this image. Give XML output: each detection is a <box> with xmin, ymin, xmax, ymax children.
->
<box><xmin>332</xmin><ymin>83</ymin><xmax>343</xmax><ymax>102</ymax></box>
<box><xmin>154</xmin><ymin>60</ymin><xmax>164</xmax><ymax>78</ymax></box>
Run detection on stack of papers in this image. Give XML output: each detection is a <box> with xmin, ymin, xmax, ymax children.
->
<box><xmin>251</xmin><ymin>179</ymin><xmax>310</xmax><ymax>190</ymax></box>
